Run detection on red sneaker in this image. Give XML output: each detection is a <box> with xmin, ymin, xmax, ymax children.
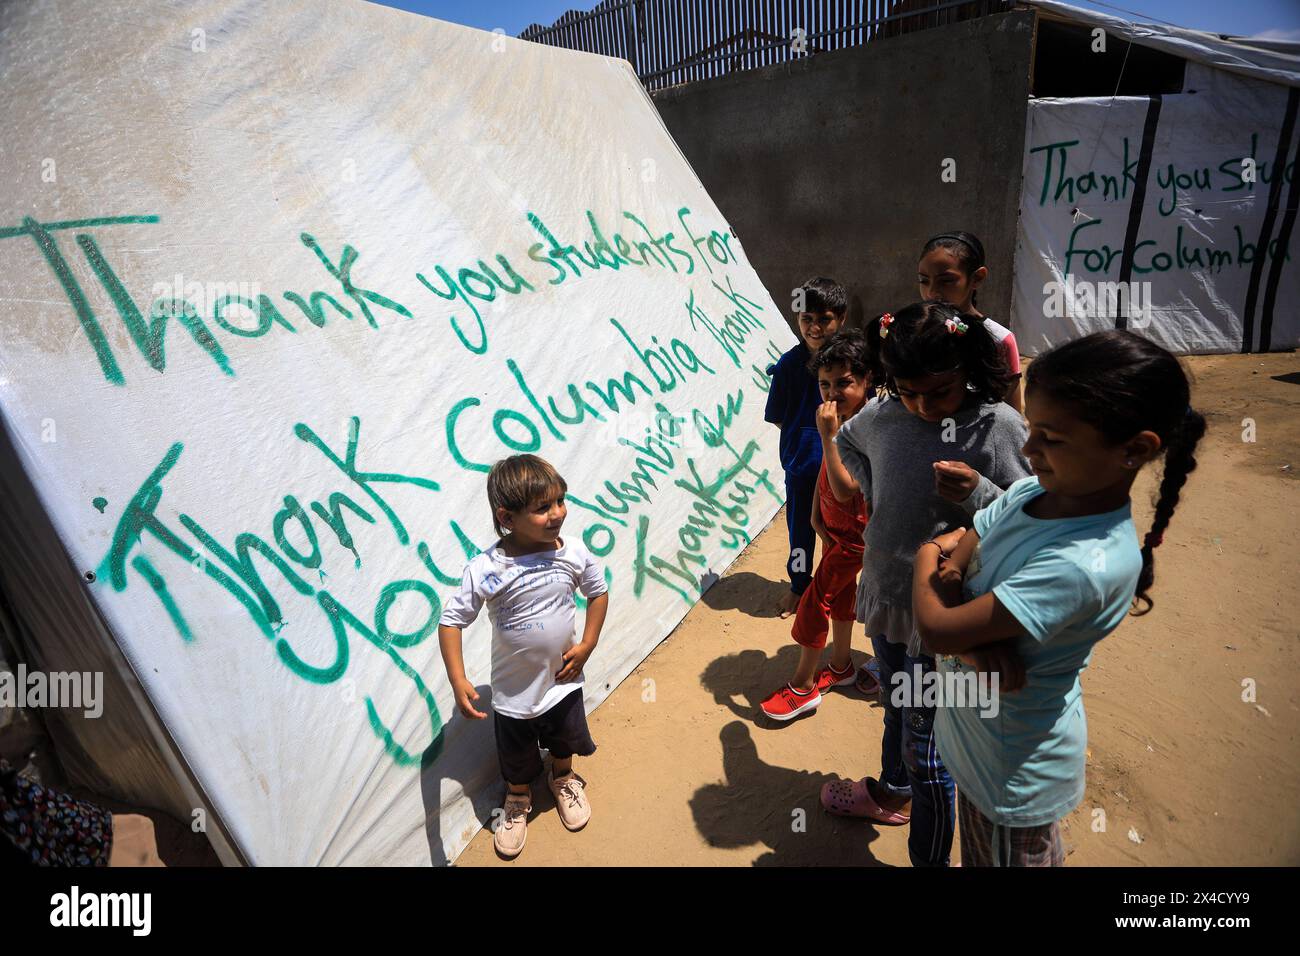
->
<box><xmin>814</xmin><ymin>662</ymin><xmax>857</xmax><ymax>694</ymax></box>
<box><xmin>760</xmin><ymin>683</ymin><xmax>822</xmax><ymax>721</ymax></box>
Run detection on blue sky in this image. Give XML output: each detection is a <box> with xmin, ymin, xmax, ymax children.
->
<box><xmin>368</xmin><ymin>0</ymin><xmax>1300</xmax><ymax>41</ymax></box>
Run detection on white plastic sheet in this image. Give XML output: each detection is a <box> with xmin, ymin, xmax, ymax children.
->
<box><xmin>0</xmin><ymin>0</ymin><xmax>792</xmax><ymax>864</ymax></box>
<box><xmin>1012</xmin><ymin>64</ymin><xmax>1300</xmax><ymax>355</ymax></box>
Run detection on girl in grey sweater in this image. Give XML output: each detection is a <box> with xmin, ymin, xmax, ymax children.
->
<box><xmin>819</xmin><ymin>302</ymin><xmax>1030</xmax><ymax>867</ymax></box>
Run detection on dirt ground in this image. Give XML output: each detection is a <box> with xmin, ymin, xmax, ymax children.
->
<box><xmin>457</xmin><ymin>352</ymin><xmax>1300</xmax><ymax>867</ymax></box>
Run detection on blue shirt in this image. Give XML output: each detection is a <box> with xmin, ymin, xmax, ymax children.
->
<box><xmin>763</xmin><ymin>342</ymin><xmax>822</xmax><ymax>480</ymax></box>
<box><xmin>934</xmin><ymin>477</ymin><xmax>1141</xmax><ymax>827</ymax></box>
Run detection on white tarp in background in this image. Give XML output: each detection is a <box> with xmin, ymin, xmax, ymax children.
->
<box><xmin>0</xmin><ymin>0</ymin><xmax>791</xmax><ymax>864</ymax></box>
<box><xmin>1012</xmin><ymin>61</ymin><xmax>1300</xmax><ymax>355</ymax></box>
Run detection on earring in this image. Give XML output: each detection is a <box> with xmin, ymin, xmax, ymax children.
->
<box><xmin>1125</xmin><ymin>458</ymin><xmax>1136</xmax><ymax>467</ymax></box>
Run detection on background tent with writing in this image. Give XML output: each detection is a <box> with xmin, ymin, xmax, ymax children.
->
<box><xmin>1013</xmin><ymin>0</ymin><xmax>1300</xmax><ymax>355</ymax></box>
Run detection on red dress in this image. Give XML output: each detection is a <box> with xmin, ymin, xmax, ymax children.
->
<box><xmin>791</xmin><ymin>458</ymin><xmax>868</xmax><ymax>649</ymax></box>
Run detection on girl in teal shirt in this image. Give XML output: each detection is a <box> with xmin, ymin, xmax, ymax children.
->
<box><xmin>911</xmin><ymin>330</ymin><xmax>1206</xmax><ymax>866</ymax></box>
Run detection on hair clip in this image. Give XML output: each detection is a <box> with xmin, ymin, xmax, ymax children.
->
<box><xmin>944</xmin><ymin>316</ymin><xmax>968</xmax><ymax>335</ymax></box>
<box><xmin>879</xmin><ymin>313</ymin><xmax>894</xmax><ymax>337</ymax></box>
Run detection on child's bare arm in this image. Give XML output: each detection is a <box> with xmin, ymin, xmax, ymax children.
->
<box><xmin>556</xmin><ymin>591</ymin><xmax>608</xmax><ymax>683</ymax></box>
<box><xmin>815</xmin><ymin>402</ymin><xmax>861</xmax><ymax>503</ymax></box>
<box><xmin>817</xmin><ymin>439</ymin><xmax>862</xmax><ymax>515</ymax></box>
<box><xmin>438</xmin><ymin>624</ymin><xmax>487</xmax><ymax>719</ymax></box>
<box><xmin>823</xmin><ymin>441</ymin><xmax>860</xmax><ymax>504</ymax></box>
<box><xmin>830</xmin><ymin>418</ymin><xmax>872</xmax><ymax>509</ymax></box>
<box><xmin>580</xmin><ymin>591</ymin><xmax>608</xmax><ymax>647</ymax></box>
<box><xmin>944</xmin><ymin>525</ymin><xmax>979</xmax><ymax>576</ymax></box>
<box><xmin>912</xmin><ymin>532</ymin><xmax>1025</xmax><ymax>656</ymax></box>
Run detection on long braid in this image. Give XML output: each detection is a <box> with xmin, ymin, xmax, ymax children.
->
<box><xmin>1133</xmin><ymin>408</ymin><xmax>1207</xmax><ymax>614</ymax></box>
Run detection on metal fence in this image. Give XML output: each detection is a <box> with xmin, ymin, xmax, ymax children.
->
<box><xmin>519</xmin><ymin>0</ymin><xmax>1013</xmax><ymax>90</ymax></box>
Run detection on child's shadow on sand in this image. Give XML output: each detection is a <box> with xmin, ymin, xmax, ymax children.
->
<box><xmin>689</xmin><ymin>721</ymin><xmax>888</xmax><ymax>866</ymax></box>
<box><xmin>417</xmin><ymin>683</ymin><xmax>497</xmax><ymax>865</ymax></box>
<box><xmin>698</xmin><ymin>571</ymin><xmax>806</xmax><ymax>620</ymax></box>
<box><xmin>701</xmin><ymin>645</ymin><xmax>881</xmax><ymax>725</ymax></box>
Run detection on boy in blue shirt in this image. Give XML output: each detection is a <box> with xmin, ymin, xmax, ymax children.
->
<box><xmin>764</xmin><ymin>277</ymin><xmax>848</xmax><ymax>617</ymax></box>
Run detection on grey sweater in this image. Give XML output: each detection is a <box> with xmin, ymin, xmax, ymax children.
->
<box><xmin>834</xmin><ymin>394</ymin><xmax>1031</xmax><ymax>618</ymax></box>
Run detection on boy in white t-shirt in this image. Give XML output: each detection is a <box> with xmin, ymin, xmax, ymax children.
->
<box><xmin>438</xmin><ymin>454</ymin><xmax>609</xmax><ymax>859</ymax></box>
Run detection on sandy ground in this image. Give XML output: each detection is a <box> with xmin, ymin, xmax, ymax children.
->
<box><xmin>457</xmin><ymin>352</ymin><xmax>1300</xmax><ymax>867</ymax></box>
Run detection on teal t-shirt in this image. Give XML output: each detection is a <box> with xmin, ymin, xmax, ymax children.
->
<box><xmin>934</xmin><ymin>477</ymin><xmax>1142</xmax><ymax>827</ymax></box>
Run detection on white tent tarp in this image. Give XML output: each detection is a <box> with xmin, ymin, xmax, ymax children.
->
<box><xmin>1013</xmin><ymin>8</ymin><xmax>1300</xmax><ymax>354</ymax></box>
<box><xmin>0</xmin><ymin>0</ymin><xmax>791</xmax><ymax>864</ymax></box>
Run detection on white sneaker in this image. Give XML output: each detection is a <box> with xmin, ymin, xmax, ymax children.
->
<box><xmin>548</xmin><ymin>771</ymin><xmax>591</xmax><ymax>831</ymax></box>
<box><xmin>493</xmin><ymin>791</ymin><xmax>531</xmax><ymax>858</ymax></box>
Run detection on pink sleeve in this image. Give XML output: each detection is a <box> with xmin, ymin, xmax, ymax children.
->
<box><xmin>1000</xmin><ymin>332</ymin><xmax>1021</xmax><ymax>375</ymax></box>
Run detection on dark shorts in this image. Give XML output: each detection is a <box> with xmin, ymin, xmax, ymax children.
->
<box><xmin>494</xmin><ymin>688</ymin><xmax>597</xmax><ymax>785</ymax></box>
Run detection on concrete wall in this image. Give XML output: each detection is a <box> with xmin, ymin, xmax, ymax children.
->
<box><xmin>653</xmin><ymin>9</ymin><xmax>1035</xmax><ymax>335</ymax></box>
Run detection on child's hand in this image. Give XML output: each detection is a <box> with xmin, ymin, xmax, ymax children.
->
<box><xmin>960</xmin><ymin>639</ymin><xmax>1025</xmax><ymax>693</ymax></box>
<box><xmin>931</xmin><ymin>527</ymin><xmax>967</xmax><ymax>555</ymax></box>
<box><xmin>934</xmin><ymin>460</ymin><xmax>980</xmax><ymax>502</ymax></box>
<box><xmin>555</xmin><ymin>640</ymin><xmax>595</xmax><ymax>683</ymax></box>
<box><xmin>815</xmin><ymin>401</ymin><xmax>840</xmax><ymax>441</ymax></box>
<box><xmin>937</xmin><ymin>558</ymin><xmax>965</xmax><ymax>587</ymax></box>
<box><xmin>452</xmin><ymin>678</ymin><xmax>488</xmax><ymax>719</ymax></box>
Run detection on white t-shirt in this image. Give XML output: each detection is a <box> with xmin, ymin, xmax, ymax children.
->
<box><xmin>439</xmin><ymin>537</ymin><xmax>608</xmax><ymax>719</ymax></box>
